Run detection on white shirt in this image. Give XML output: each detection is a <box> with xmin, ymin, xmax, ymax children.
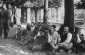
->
<box><xmin>48</xmin><ymin>31</ymin><xmax>61</xmax><ymax>44</ymax></box>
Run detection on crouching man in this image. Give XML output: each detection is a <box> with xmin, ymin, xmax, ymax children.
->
<box><xmin>16</xmin><ymin>25</ymin><xmax>22</xmax><ymax>40</ymax></box>
<box><xmin>73</xmin><ymin>28</ymin><xmax>85</xmax><ymax>52</ymax></box>
<box><xmin>47</xmin><ymin>26</ymin><xmax>61</xmax><ymax>54</ymax></box>
<box><xmin>57</xmin><ymin>26</ymin><xmax>73</xmax><ymax>53</ymax></box>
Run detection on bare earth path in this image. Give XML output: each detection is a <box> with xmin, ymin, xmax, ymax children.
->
<box><xmin>0</xmin><ymin>38</ymin><xmax>80</xmax><ymax>55</ymax></box>
<box><xmin>0</xmin><ymin>26</ymin><xmax>47</xmax><ymax>55</ymax></box>
<box><xmin>0</xmin><ymin>38</ymin><xmax>47</xmax><ymax>55</ymax></box>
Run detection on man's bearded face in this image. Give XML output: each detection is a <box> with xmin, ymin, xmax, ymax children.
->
<box><xmin>63</xmin><ymin>27</ymin><xmax>69</xmax><ymax>34</ymax></box>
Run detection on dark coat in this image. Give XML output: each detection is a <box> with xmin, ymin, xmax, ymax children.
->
<box><xmin>2</xmin><ymin>10</ymin><xmax>10</xmax><ymax>23</ymax></box>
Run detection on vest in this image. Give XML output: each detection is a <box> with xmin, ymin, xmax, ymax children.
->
<box><xmin>61</xmin><ymin>33</ymin><xmax>67</xmax><ymax>43</ymax></box>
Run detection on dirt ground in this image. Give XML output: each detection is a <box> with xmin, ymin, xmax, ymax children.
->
<box><xmin>0</xmin><ymin>38</ymin><xmax>47</xmax><ymax>55</ymax></box>
<box><xmin>0</xmin><ymin>26</ymin><xmax>47</xmax><ymax>55</ymax></box>
<box><xmin>0</xmin><ymin>38</ymin><xmax>80</xmax><ymax>55</ymax></box>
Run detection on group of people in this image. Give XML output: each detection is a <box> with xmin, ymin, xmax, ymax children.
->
<box><xmin>0</xmin><ymin>3</ymin><xmax>85</xmax><ymax>55</ymax></box>
<box><xmin>15</xmin><ymin>22</ymin><xmax>85</xmax><ymax>55</ymax></box>
<box><xmin>0</xmin><ymin>6</ymin><xmax>85</xmax><ymax>54</ymax></box>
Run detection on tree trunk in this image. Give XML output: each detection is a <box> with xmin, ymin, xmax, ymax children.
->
<box><xmin>43</xmin><ymin>0</ymin><xmax>48</xmax><ymax>24</ymax></box>
<box><xmin>64</xmin><ymin>0</ymin><xmax>74</xmax><ymax>33</ymax></box>
<box><xmin>35</xmin><ymin>9</ymin><xmax>38</xmax><ymax>23</ymax></box>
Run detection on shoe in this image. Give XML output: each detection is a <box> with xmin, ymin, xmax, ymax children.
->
<box><xmin>67</xmin><ymin>50</ymin><xmax>72</xmax><ymax>54</ymax></box>
<box><xmin>46</xmin><ymin>51</ymin><xmax>52</xmax><ymax>55</ymax></box>
<box><xmin>59</xmin><ymin>49</ymin><xmax>66</xmax><ymax>54</ymax></box>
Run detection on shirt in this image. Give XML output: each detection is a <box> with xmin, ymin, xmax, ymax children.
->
<box><xmin>48</xmin><ymin>31</ymin><xmax>61</xmax><ymax>44</ymax></box>
<box><xmin>16</xmin><ymin>29</ymin><xmax>22</xmax><ymax>38</ymax></box>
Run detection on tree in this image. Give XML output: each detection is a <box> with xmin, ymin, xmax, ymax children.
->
<box><xmin>3</xmin><ymin>0</ymin><xmax>27</xmax><ymax>7</ymax></box>
<box><xmin>64</xmin><ymin>0</ymin><xmax>74</xmax><ymax>33</ymax></box>
<box><xmin>43</xmin><ymin>0</ymin><xmax>61</xmax><ymax>24</ymax></box>
<box><xmin>24</xmin><ymin>0</ymin><xmax>44</xmax><ymax>23</ymax></box>
<box><xmin>24</xmin><ymin>0</ymin><xmax>60</xmax><ymax>24</ymax></box>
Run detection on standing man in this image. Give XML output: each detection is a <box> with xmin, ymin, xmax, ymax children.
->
<box><xmin>2</xmin><ymin>4</ymin><xmax>10</xmax><ymax>39</ymax></box>
<box><xmin>0</xmin><ymin>6</ymin><xmax>3</xmax><ymax>36</ymax></box>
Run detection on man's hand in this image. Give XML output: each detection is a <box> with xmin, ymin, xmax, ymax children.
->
<box><xmin>34</xmin><ymin>36</ymin><xmax>37</xmax><ymax>39</ymax></box>
<box><xmin>58</xmin><ymin>43</ymin><xmax>64</xmax><ymax>47</ymax></box>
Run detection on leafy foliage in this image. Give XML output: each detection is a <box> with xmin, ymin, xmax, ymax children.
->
<box><xmin>2</xmin><ymin>0</ymin><xmax>61</xmax><ymax>8</ymax></box>
<box><xmin>75</xmin><ymin>1</ymin><xmax>85</xmax><ymax>9</ymax></box>
<box><xmin>24</xmin><ymin>0</ymin><xmax>61</xmax><ymax>8</ymax></box>
<box><xmin>3</xmin><ymin>0</ymin><xmax>26</xmax><ymax>6</ymax></box>
<box><xmin>24</xmin><ymin>0</ymin><xmax>44</xmax><ymax>8</ymax></box>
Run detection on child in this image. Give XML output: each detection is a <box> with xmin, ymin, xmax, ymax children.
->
<box><xmin>16</xmin><ymin>25</ymin><xmax>22</xmax><ymax>40</ymax></box>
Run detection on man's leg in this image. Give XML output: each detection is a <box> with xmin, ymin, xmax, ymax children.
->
<box><xmin>63</xmin><ymin>43</ymin><xmax>73</xmax><ymax>53</ymax></box>
<box><xmin>0</xmin><ymin>25</ymin><xmax>2</xmax><ymax>37</ymax></box>
<box><xmin>4</xmin><ymin>23</ymin><xmax>9</xmax><ymax>39</ymax></box>
<box><xmin>0</xmin><ymin>22</ymin><xmax>4</xmax><ymax>37</ymax></box>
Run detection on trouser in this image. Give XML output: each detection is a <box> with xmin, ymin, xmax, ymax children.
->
<box><xmin>58</xmin><ymin>43</ymin><xmax>73</xmax><ymax>52</ymax></box>
<box><xmin>73</xmin><ymin>42</ymin><xmax>85</xmax><ymax>52</ymax></box>
<box><xmin>43</xmin><ymin>43</ymin><xmax>53</xmax><ymax>51</ymax></box>
<box><xmin>0</xmin><ymin>22</ymin><xmax>3</xmax><ymax>36</ymax></box>
<box><xmin>3</xmin><ymin>22</ymin><xmax>9</xmax><ymax>38</ymax></box>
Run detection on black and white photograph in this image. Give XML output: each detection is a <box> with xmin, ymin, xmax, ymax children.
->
<box><xmin>0</xmin><ymin>0</ymin><xmax>85</xmax><ymax>55</ymax></box>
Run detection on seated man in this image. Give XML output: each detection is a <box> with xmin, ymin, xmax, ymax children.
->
<box><xmin>32</xmin><ymin>27</ymin><xmax>48</xmax><ymax>50</ymax></box>
<box><xmin>73</xmin><ymin>27</ymin><xmax>85</xmax><ymax>52</ymax></box>
<box><xmin>57</xmin><ymin>26</ymin><xmax>73</xmax><ymax>53</ymax></box>
<box><xmin>47</xmin><ymin>26</ymin><xmax>61</xmax><ymax>53</ymax></box>
<box><xmin>19</xmin><ymin>23</ymin><xmax>32</xmax><ymax>45</ymax></box>
<box><xmin>16</xmin><ymin>25</ymin><xmax>22</xmax><ymax>40</ymax></box>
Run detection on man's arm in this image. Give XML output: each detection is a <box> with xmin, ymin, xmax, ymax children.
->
<box><xmin>58</xmin><ymin>34</ymin><xmax>61</xmax><ymax>43</ymax></box>
<box><xmin>47</xmin><ymin>33</ymin><xmax>52</xmax><ymax>43</ymax></box>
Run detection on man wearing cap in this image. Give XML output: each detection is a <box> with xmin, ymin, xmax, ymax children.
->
<box><xmin>2</xmin><ymin>4</ymin><xmax>10</xmax><ymax>39</ymax></box>
<box><xmin>73</xmin><ymin>27</ymin><xmax>85</xmax><ymax>52</ymax></box>
<box><xmin>19</xmin><ymin>23</ymin><xmax>32</xmax><ymax>45</ymax></box>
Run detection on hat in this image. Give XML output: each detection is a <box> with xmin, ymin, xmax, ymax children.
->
<box><xmin>52</xmin><ymin>25</ymin><xmax>56</xmax><ymax>28</ymax></box>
